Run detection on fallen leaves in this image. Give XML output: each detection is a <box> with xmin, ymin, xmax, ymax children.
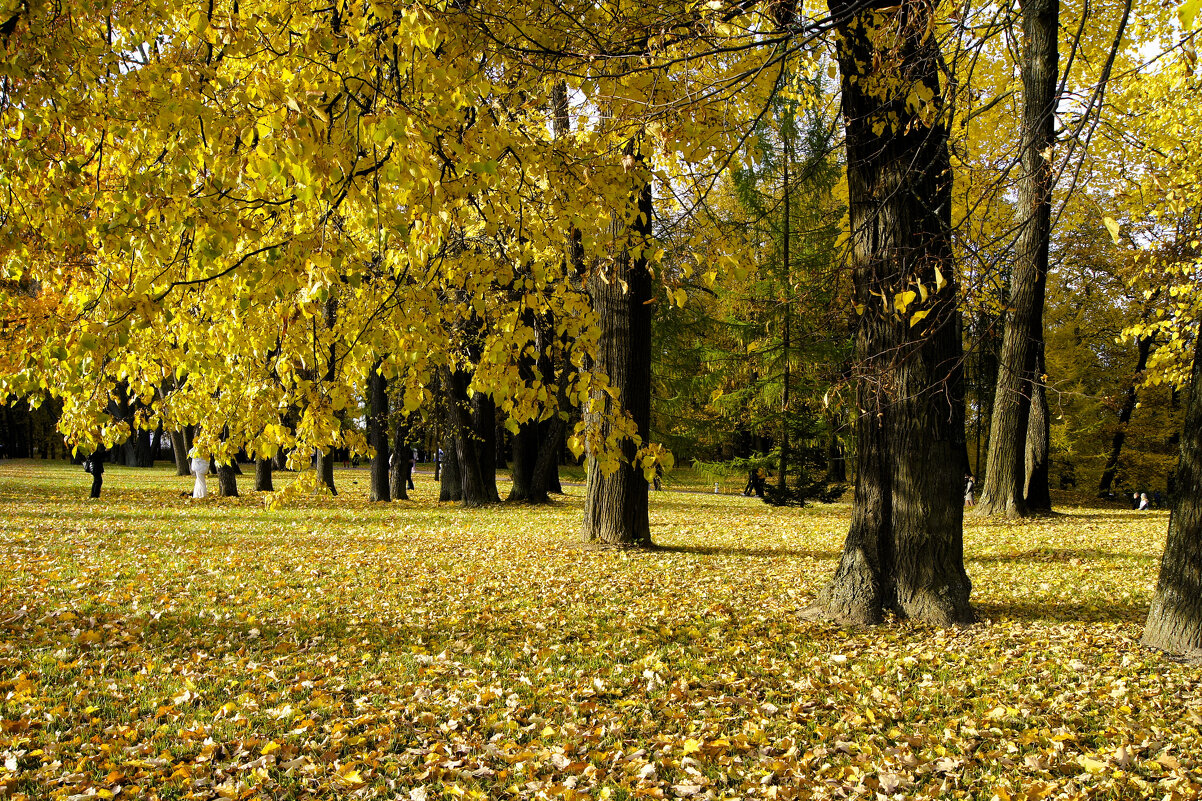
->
<box><xmin>0</xmin><ymin>460</ymin><xmax>1200</xmax><ymax>800</ymax></box>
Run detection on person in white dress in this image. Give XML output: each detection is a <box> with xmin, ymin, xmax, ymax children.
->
<box><xmin>190</xmin><ymin>451</ymin><xmax>210</xmax><ymax>498</ymax></box>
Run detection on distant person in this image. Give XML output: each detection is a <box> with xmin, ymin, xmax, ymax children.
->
<box><xmin>1153</xmin><ymin>491</ymin><xmax>1164</xmax><ymax>509</ymax></box>
<box><xmin>1132</xmin><ymin>492</ymin><xmax>1141</xmax><ymax>510</ymax></box>
<box><xmin>653</xmin><ymin>463</ymin><xmax>663</xmax><ymax>491</ymax></box>
<box><xmin>1139</xmin><ymin>492</ymin><xmax>1150</xmax><ymax>511</ymax></box>
<box><xmin>190</xmin><ymin>450</ymin><xmax>210</xmax><ymax>499</ymax></box>
<box><xmin>964</xmin><ymin>474</ymin><xmax>975</xmax><ymax>507</ymax></box>
<box><xmin>408</xmin><ymin>450</ymin><xmax>416</xmax><ymax>490</ymax></box>
<box><xmin>85</xmin><ymin>446</ymin><xmax>106</xmax><ymax>499</ymax></box>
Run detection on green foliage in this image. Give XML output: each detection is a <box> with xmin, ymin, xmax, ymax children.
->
<box><xmin>652</xmin><ymin>74</ymin><xmax>850</xmax><ymax>489</ymax></box>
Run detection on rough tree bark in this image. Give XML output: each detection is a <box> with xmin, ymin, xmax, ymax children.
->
<box><xmin>217</xmin><ymin>462</ymin><xmax>239</xmax><ymax>497</ymax></box>
<box><xmin>255</xmin><ymin>458</ymin><xmax>273</xmax><ymax>492</ymax></box>
<box><xmin>443</xmin><ymin>367</ymin><xmax>494</xmax><ymax>507</ymax></box>
<box><xmin>438</xmin><ymin>429</ymin><xmax>461</xmax><ymax>502</ymax></box>
<box><xmin>472</xmin><ymin>393</ymin><xmax>501</xmax><ymax>503</ymax></box>
<box><xmin>316</xmin><ymin>296</ymin><xmax>339</xmax><ymax>496</ymax></box>
<box><xmin>170</xmin><ymin>430</ymin><xmax>190</xmax><ymax>476</ymax></box>
<box><xmin>368</xmin><ymin>365</ymin><xmax>390</xmax><ymax>502</ymax></box>
<box><xmin>816</xmin><ymin>0</ymin><xmax>974</xmax><ymax>626</ymax></box>
<box><xmin>582</xmin><ymin>141</ymin><xmax>653</xmax><ymax>546</ymax></box>
<box><xmin>1025</xmin><ymin>345</ymin><xmax>1052</xmax><ymax>511</ymax></box>
<box><xmin>976</xmin><ymin>0</ymin><xmax>1057</xmax><ymax>517</ymax></box>
<box><xmin>1142</xmin><ymin>334</ymin><xmax>1202</xmax><ymax>658</ymax></box>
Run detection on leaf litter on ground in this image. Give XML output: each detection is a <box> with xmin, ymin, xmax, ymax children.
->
<box><xmin>0</xmin><ymin>460</ymin><xmax>1199</xmax><ymax>800</ymax></box>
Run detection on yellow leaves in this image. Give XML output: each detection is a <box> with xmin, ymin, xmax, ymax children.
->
<box><xmin>892</xmin><ymin>290</ymin><xmax>917</xmax><ymax>314</ymax></box>
<box><xmin>1180</xmin><ymin>0</ymin><xmax>1202</xmax><ymax>30</ymax></box>
<box><xmin>1103</xmin><ymin>216</ymin><xmax>1122</xmax><ymax>244</ymax></box>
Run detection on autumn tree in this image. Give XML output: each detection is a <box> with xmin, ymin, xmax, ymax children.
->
<box><xmin>815</xmin><ymin>0</ymin><xmax>974</xmax><ymax>626</ymax></box>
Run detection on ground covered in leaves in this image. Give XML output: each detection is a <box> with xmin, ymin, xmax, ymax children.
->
<box><xmin>1</xmin><ymin>460</ymin><xmax>1199</xmax><ymax>801</ymax></box>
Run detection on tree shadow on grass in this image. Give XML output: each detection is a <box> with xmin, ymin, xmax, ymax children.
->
<box><xmin>973</xmin><ymin>599</ymin><xmax>1149</xmax><ymax>625</ymax></box>
<box><xmin>647</xmin><ymin>543</ymin><xmax>840</xmax><ymax>560</ymax></box>
<box><xmin>967</xmin><ymin>548</ymin><xmax>1155</xmax><ymax>564</ymax></box>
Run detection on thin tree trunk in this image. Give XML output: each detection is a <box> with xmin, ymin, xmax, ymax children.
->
<box><xmin>582</xmin><ymin>140</ymin><xmax>653</xmax><ymax>546</ymax></box>
<box><xmin>977</xmin><ymin>0</ymin><xmax>1058</xmax><ymax>517</ymax></box>
<box><xmin>816</xmin><ymin>0</ymin><xmax>973</xmax><ymax>626</ymax></box>
<box><xmin>779</xmin><ymin>120</ymin><xmax>792</xmax><ymax>496</ymax></box>
<box><xmin>318</xmin><ymin>296</ymin><xmax>339</xmax><ymax>496</ymax></box>
<box><xmin>368</xmin><ymin>365</ymin><xmax>390</xmax><ymax>502</ymax></box>
<box><xmin>255</xmin><ymin>458</ymin><xmax>274</xmax><ymax>492</ymax></box>
<box><xmin>390</xmin><ymin>412</ymin><xmax>410</xmax><ymax>501</ymax></box>
<box><xmin>170</xmin><ymin>430</ymin><xmax>190</xmax><ymax>476</ymax></box>
<box><xmin>1098</xmin><ymin>334</ymin><xmax>1155</xmax><ymax>495</ymax></box>
<box><xmin>1025</xmin><ymin>346</ymin><xmax>1052</xmax><ymax>511</ymax></box>
<box><xmin>1142</xmin><ymin>333</ymin><xmax>1202</xmax><ymax>657</ymax></box>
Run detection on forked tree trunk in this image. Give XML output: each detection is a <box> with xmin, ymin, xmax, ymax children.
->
<box><xmin>816</xmin><ymin>0</ymin><xmax>973</xmax><ymax>626</ymax></box>
<box><xmin>977</xmin><ymin>0</ymin><xmax>1058</xmax><ymax>517</ymax></box>
<box><xmin>255</xmin><ymin>458</ymin><xmax>273</xmax><ymax>492</ymax></box>
<box><xmin>1142</xmin><ymin>334</ymin><xmax>1202</xmax><ymax>657</ymax></box>
<box><xmin>443</xmin><ymin>368</ymin><xmax>493</xmax><ymax>506</ymax></box>
<box><xmin>171</xmin><ymin>430</ymin><xmax>190</xmax><ymax>476</ymax></box>
<box><xmin>529</xmin><ymin>415</ymin><xmax>568</xmax><ymax>504</ymax></box>
<box><xmin>582</xmin><ymin>144</ymin><xmax>653</xmax><ymax>546</ymax></box>
<box><xmin>368</xmin><ymin>366</ymin><xmax>390</xmax><ymax>502</ymax></box>
<box><xmin>217</xmin><ymin>462</ymin><xmax>239</xmax><ymax>497</ymax></box>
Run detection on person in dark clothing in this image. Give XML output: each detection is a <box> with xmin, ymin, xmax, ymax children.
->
<box><xmin>86</xmin><ymin>446</ymin><xmax>106</xmax><ymax>498</ymax></box>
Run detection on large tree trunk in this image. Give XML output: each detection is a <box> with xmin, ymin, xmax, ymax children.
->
<box><xmin>368</xmin><ymin>365</ymin><xmax>391</xmax><ymax>502</ymax></box>
<box><xmin>473</xmin><ymin>392</ymin><xmax>501</xmax><ymax>503</ymax></box>
<box><xmin>816</xmin><ymin>0</ymin><xmax>973</xmax><ymax>626</ymax></box>
<box><xmin>443</xmin><ymin>368</ymin><xmax>493</xmax><ymax>506</ymax></box>
<box><xmin>170</xmin><ymin>430</ymin><xmax>190</xmax><ymax>476</ymax></box>
<box><xmin>582</xmin><ymin>143</ymin><xmax>653</xmax><ymax>546</ymax></box>
<box><xmin>508</xmin><ymin>421</ymin><xmax>539</xmax><ymax>502</ymax></box>
<box><xmin>217</xmin><ymin>462</ymin><xmax>239</xmax><ymax>497</ymax></box>
<box><xmin>438</xmin><ymin>431</ymin><xmax>462</xmax><ymax>502</ymax></box>
<box><xmin>976</xmin><ymin>0</ymin><xmax>1058</xmax><ymax>517</ymax></box>
<box><xmin>1142</xmin><ymin>334</ymin><xmax>1202</xmax><ymax>657</ymax></box>
<box><xmin>255</xmin><ymin>458</ymin><xmax>273</xmax><ymax>492</ymax></box>
<box><xmin>1098</xmin><ymin>334</ymin><xmax>1156</xmax><ymax>495</ymax></box>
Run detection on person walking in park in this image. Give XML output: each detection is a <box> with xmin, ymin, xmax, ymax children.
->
<box><xmin>964</xmin><ymin>474</ymin><xmax>975</xmax><ymax>507</ymax></box>
<box><xmin>85</xmin><ymin>445</ymin><xmax>106</xmax><ymax>498</ymax></box>
<box><xmin>190</xmin><ymin>450</ymin><xmax>210</xmax><ymax>499</ymax></box>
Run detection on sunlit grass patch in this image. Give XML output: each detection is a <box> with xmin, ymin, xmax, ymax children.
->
<box><xmin>1</xmin><ymin>459</ymin><xmax>1197</xmax><ymax>800</ymax></box>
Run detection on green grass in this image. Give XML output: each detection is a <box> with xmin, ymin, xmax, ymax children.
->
<box><xmin>1</xmin><ymin>458</ymin><xmax>1199</xmax><ymax>800</ymax></box>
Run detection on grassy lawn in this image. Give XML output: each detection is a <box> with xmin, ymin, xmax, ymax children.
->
<box><xmin>1</xmin><ymin>458</ymin><xmax>1199</xmax><ymax>800</ymax></box>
